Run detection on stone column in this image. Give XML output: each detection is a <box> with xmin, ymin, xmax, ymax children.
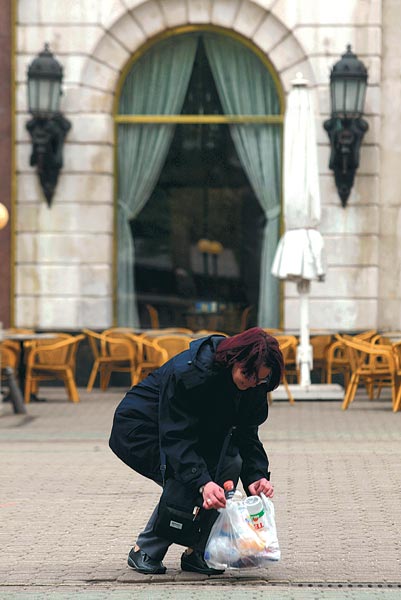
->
<box><xmin>0</xmin><ymin>0</ymin><xmax>12</xmax><ymax>327</ymax></box>
<box><xmin>379</xmin><ymin>0</ymin><xmax>401</xmax><ymax>329</ymax></box>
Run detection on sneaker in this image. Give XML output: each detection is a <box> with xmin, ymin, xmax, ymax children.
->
<box><xmin>181</xmin><ymin>550</ymin><xmax>225</xmax><ymax>575</ymax></box>
<box><xmin>128</xmin><ymin>547</ymin><xmax>166</xmax><ymax>574</ymax></box>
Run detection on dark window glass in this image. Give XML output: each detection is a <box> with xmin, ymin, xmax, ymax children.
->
<box><xmin>132</xmin><ymin>38</ymin><xmax>266</xmax><ymax>332</ymax></box>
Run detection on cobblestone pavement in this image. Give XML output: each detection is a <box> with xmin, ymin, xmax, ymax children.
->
<box><xmin>0</xmin><ymin>386</ymin><xmax>400</xmax><ymax>599</ymax></box>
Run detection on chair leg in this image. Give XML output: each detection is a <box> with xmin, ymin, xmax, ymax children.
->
<box><xmin>349</xmin><ymin>375</ymin><xmax>360</xmax><ymax>405</ymax></box>
<box><xmin>24</xmin><ymin>371</ymin><xmax>33</xmax><ymax>403</ymax></box>
<box><xmin>342</xmin><ymin>378</ymin><xmax>352</xmax><ymax>410</ymax></box>
<box><xmin>391</xmin><ymin>375</ymin><xmax>400</xmax><ymax>412</ymax></box>
<box><xmin>342</xmin><ymin>374</ymin><xmax>358</xmax><ymax>410</ymax></box>
<box><xmin>87</xmin><ymin>360</ymin><xmax>100</xmax><ymax>392</ymax></box>
<box><xmin>365</xmin><ymin>377</ymin><xmax>375</xmax><ymax>400</ymax></box>
<box><xmin>130</xmin><ymin>367</ymin><xmax>139</xmax><ymax>387</ymax></box>
<box><xmin>326</xmin><ymin>366</ymin><xmax>332</xmax><ymax>384</ymax></box>
<box><xmin>283</xmin><ymin>376</ymin><xmax>295</xmax><ymax>405</ymax></box>
<box><xmin>100</xmin><ymin>366</ymin><xmax>111</xmax><ymax>391</ymax></box>
<box><xmin>64</xmin><ymin>370</ymin><xmax>79</xmax><ymax>403</ymax></box>
<box><xmin>393</xmin><ymin>383</ymin><xmax>401</xmax><ymax>412</ymax></box>
<box><xmin>135</xmin><ymin>366</ymin><xmax>146</xmax><ymax>383</ymax></box>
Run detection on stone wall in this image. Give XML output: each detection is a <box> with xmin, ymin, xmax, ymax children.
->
<box><xmin>14</xmin><ymin>0</ymin><xmax>385</xmax><ymax>331</ymax></box>
<box><xmin>378</xmin><ymin>0</ymin><xmax>401</xmax><ymax>330</ymax></box>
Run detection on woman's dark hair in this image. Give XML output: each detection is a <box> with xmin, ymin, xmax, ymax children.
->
<box><xmin>214</xmin><ymin>327</ymin><xmax>284</xmax><ymax>391</ymax></box>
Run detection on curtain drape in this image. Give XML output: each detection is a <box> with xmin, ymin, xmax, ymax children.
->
<box><xmin>203</xmin><ymin>34</ymin><xmax>282</xmax><ymax>328</ymax></box>
<box><xmin>117</xmin><ymin>36</ymin><xmax>198</xmax><ymax>326</ymax></box>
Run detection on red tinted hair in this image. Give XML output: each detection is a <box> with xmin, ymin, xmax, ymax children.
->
<box><xmin>214</xmin><ymin>327</ymin><xmax>284</xmax><ymax>391</ymax></box>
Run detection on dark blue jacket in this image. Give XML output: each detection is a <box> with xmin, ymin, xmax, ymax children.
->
<box><xmin>109</xmin><ymin>335</ymin><xmax>270</xmax><ymax>492</ymax></box>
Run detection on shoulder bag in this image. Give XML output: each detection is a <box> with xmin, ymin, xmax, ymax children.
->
<box><xmin>153</xmin><ymin>427</ymin><xmax>234</xmax><ymax>548</ymax></box>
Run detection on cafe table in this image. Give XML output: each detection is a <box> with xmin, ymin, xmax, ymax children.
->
<box><xmin>2</xmin><ymin>331</ymin><xmax>57</xmax><ymax>400</ymax></box>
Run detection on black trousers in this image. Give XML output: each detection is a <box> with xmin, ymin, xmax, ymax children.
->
<box><xmin>136</xmin><ymin>452</ymin><xmax>243</xmax><ymax>561</ymax></box>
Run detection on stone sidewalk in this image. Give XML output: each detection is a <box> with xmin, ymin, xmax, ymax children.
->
<box><xmin>0</xmin><ymin>386</ymin><xmax>400</xmax><ymax>598</ymax></box>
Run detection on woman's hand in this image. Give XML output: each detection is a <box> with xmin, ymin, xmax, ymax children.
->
<box><xmin>202</xmin><ymin>481</ymin><xmax>226</xmax><ymax>510</ymax></box>
<box><xmin>248</xmin><ymin>478</ymin><xmax>274</xmax><ymax>498</ymax></box>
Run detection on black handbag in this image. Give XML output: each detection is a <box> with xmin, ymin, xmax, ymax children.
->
<box><xmin>153</xmin><ymin>478</ymin><xmax>204</xmax><ymax>547</ymax></box>
<box><xmin>154</xmin><ymin>427</ymin><xmax>234</xmax><ymax>547</ymax></box>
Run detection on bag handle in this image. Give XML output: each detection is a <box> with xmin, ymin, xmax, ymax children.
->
<box><xmin>214</xmin><ymin>426</ymin><xmax>235</xmax><ymax>483</ymax></box>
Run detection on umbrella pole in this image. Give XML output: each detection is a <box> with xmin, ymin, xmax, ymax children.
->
<box><xmin>297</xmin><ymin>280</ymin><xmax>313</xmax><ymax>387</ymax></box>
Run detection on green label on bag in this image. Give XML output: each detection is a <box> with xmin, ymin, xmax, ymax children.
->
<box><xmin>249</xmin><ymin>509</ymin><xmax>264</xmax><ymax>519</ymax></box>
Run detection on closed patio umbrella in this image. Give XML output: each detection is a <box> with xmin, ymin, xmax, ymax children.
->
<box><xmin>271</xmin><ymin>73</ymin><xmax>326</xmax><ymax>387</ymax></box>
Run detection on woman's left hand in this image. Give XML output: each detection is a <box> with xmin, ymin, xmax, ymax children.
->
<box><xmin>248</xmin><ymin>478</ymin><xmax>274</xmax><ymax>498</ymax></box>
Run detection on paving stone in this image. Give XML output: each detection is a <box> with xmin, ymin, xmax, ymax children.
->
<box><xmin>0</xmin><ymin>387</ymin><xmax>400</xmax><ymax>595</ymax></box>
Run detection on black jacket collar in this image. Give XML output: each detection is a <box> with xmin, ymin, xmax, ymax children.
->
<box><xmin>179</xmin><ymin>335</ymin><xmax>225</xmax><ymax>389</ymax></box>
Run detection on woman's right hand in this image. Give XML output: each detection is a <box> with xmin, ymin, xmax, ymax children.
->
<box><xmin>202</xmin><ymin>481</ymin><xmax>226</xmax><ymax>510</ymax></box>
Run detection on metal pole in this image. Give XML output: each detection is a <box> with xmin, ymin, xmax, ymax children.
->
<box><xmin>297</xmin><ymin>280</ymin><xmax>313</xmax><ymax>387</ymax></box>
<box><xmin>4</xmin><ymin>367</ymin><xmax>27</xmax><ymax>414</ymax></box>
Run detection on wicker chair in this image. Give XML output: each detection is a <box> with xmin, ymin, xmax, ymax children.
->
<box><xmin>24</xmin><ymin>333</ymin><xmax>85</xmax><ymax>403</ymax></box>
<box><xmin>122</xmin><ymin>333</ymin><xmax>168</xmax><ymax>383</ymax></box>
<box><xmin>149</xmin><ymin>334</ymin><xmax>192</xmax><ymax>360</ymax></box>
<box><xmin>326</xmin><ymin>330</ymin><xmax>377</xmax><ymax>388</ymax></box>
<box><xmin>267</xmin><ymin>335</ymin><xmax>297</xmax><ymax>404</ymax></box>
<box><xmin>145</xmin><ymin>304</ymin><xmax>160</xmax><ymax>329</ymax></box>
<box><xmin>391</xmin><ymin>341</ymin><xmax>401</xmax><ymax>412</ymax></box>
<box><xmin>0</xmin><ymin>340</ymin><xmax>20</xmax><ymax>384</ymax></box>
<box><xmin>83</xmin><ymin>329</ymin><xmax>142</xmax><ymax>391</ymax></box>
<box><xmin>310</xmin><ymin>334</ymin><xmax>333</xmax><ymax>383</ymax></box>
<box><xmin>339</xmin><ymin>334</ymin><xmax>398</xmax><ymax>410</ymax></box>
<box><xmin>274</xmin><ymin>333</ymin><xmax>299</xmax><ymax>384</ymax></box>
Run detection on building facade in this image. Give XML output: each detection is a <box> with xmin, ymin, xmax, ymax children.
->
<box><xmin>1</xmin><ymin>0</ymin><xmax>400</xmax><ymax>333</ymax></box>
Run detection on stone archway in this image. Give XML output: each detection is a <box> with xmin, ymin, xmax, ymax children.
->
<box><xmin>81</xmin><ymin>1</ymin><xmax>316</xmax><ymax>98</ymax></box>
<box><xmin>78</xmin><ymin>0</ymin><xmax>317</xmax><ymax>328</ymax></box>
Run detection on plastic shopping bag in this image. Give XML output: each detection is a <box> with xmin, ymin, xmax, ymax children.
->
<box><xmin>204</xmin><ymin>493</ymin><xmax>280</xmax><ymax>570</ymax></box>
<box><xmin>258</xmin><ymin>493</ymin><xmax>281</xmax><ymax>561</ymax></box>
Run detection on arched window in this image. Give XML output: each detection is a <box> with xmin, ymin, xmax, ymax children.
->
<box><xmin>115</xmin><ymin>28</ymin><xmax>283</xmax><ymax>331</ymax></box>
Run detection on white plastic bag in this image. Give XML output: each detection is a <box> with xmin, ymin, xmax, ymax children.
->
<box><xmin>204</xmin><ymin>493</ymin><xmax>280</xmax><ymax>569</ymax></box>
<box><xmin>258</xmin><ymin>493</ymin><xmax>281</xmax><ymax>561</ymax></box>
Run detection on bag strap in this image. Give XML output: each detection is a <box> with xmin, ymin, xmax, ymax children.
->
<box><xmin>159</xmin><ymin>425</ymin><xmax>235</xmax><ymax>488</ymax></box>
<box><xmin>214</xmin><ymin>426</ymin><xmax>235</xmax><ymax>482</ymax></box>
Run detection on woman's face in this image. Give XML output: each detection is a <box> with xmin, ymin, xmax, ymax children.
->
<box><xmin>232</xmin><ymin>364</ymin><xmax>272</xmax><ymax>391</ymax></box>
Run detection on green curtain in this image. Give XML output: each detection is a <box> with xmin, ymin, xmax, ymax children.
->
<box><xmin>203</xmin><ymin>33</ymin><xmax>282</xmax><ymax>328</ymax></box>
<box><xmin>117</xmin><ymin>36</ymin><xmax>198</xmax><ymax>326</ymax></box>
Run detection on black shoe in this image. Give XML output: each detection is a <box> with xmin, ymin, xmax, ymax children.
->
<box><xmin>181</xmin><ymin>550</ymin><xmax>225</xmax><ymax>575</ymax></box>
<box><xmin>128</xmin><ymin>547</ymin><xmax>166</xmax><ymax>574</ymax></box>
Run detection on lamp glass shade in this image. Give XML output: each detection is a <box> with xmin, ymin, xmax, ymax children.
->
<box><xmin>344</xmin><ymin>79</ymin><xmax>359</xmax><ymax>114</ymax></box>
<box><xmin>332</xmin><ymin>79</ymin><xmax>345</xmax><ymax>115</ymax></box>
<box><xmin>28</xmin><ymin>77</ymin><xmax>61</xmax><ymax>117</ymax></box>
<box><xmin>331</xmin><ymin>77</ymin><xmax>367</xmax><ymax>118</ymax></box>
<box><xmin>355</xmin><ymin>79</ymin><xmax>367</xmax><ymax>114</ymax></box>
<box><xmin>330</xmin><ymin>46</ymin><xmax>368</xmax><ymax>119</ymax></box>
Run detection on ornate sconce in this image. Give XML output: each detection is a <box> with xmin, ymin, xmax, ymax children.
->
<box><xmin>26</xmin><ymin>44</ymin><xmax>71</xmax><ymax>207</ymax></box>
<box><xmin>324</xmin><ymin>45</ymin><xmax>368</xmax><ymax>207</ymax></box>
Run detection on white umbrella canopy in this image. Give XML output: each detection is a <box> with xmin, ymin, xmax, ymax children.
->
<box><xmin>272</xmin><ymin>73</ymin><xmax>326</xmax><ymax>386</ymax></box>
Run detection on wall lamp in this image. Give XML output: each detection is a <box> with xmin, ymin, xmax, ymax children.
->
<box><xmin>324</xmin><ymin>45</ymin><xmax>368</xmax><ymax>207</ymax></box>
<box><xmin>0</xmin><ymin>203</ymin><xmax>9</xmax><ymax>230</ymax></box>
<box><xmin>26</xmin><ymin>44</ymin><xmax>71</xmax><ymax>207</ymax></box>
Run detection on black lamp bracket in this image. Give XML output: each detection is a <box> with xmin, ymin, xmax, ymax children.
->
<box><xmin>26</xmin><ymin>113</ymin><xmax>71</xmax><ymax>207</ymax></box>
<box><xmin>324</xmin><ymin>116</ymin><xmax>368</xmax><ymax>207</ymax></box>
